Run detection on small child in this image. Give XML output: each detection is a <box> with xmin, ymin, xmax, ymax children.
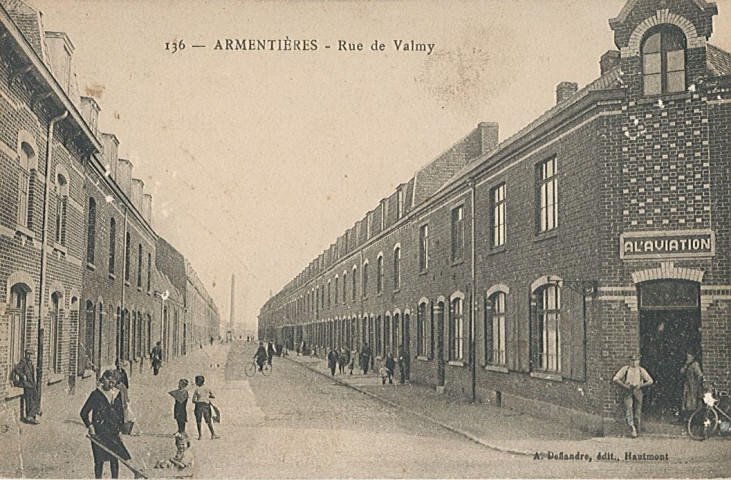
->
<box><xmin>171</xmin><ymin>379</ymin><xmax>189</xmax><ymax>434</ymax></box>
<box><xmin>379</xmin><ymin>364</ymin><xmax>389</xmax><ymax>385</ymax></box>
<box><xmin>155</xmin><ymin>431</ymin><xmax>194</xmax><ymax>471</ymax></box>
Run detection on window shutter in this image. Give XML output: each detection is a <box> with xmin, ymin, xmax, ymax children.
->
<box><xmin>514</xmin><ymin>291</ymin><xmax>530</xmax><ymax>372</ymax></box>
<box><xmin>561</xmin><ymin>285</ymin><xmax>586</xmax><ymax>381</ymax></box>
<box><xmin>527</xmin><ymin>292</ymin><xmax>539</xmax><ymax>372</ymax></box>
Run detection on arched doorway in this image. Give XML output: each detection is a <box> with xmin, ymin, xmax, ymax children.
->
<box><xmin>638</xmin><ymin>280</ymin><xmax>701</xmax><ymax>419</ymax></box>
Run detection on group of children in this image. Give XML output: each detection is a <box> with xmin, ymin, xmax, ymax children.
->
<box><xmin>155</xmin><ymin>374</ymin><xmax>221</xmax><ymax>474</ymax></box>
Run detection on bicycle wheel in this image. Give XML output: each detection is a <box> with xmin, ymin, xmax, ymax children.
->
<box><xmin>261</xmin><ymin>363</ymin><xmax>271</xmax><ymax>376</ymax></box>
<box><xmin>687</xmin><ymin>407</ymin><xmax>718</xmax><ymax>440</ymax></box>
<box><xmin>244</xmin><ymin>363</ymin><xmax>256</xmax><ymax>377</ymax></box>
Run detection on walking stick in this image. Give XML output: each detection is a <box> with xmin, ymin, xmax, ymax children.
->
<box><xmin>86</xmin><ymin>434</ymin><xmax>148</xmax><ymax>479</ymax></box>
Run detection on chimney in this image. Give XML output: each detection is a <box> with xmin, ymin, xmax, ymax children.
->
<box><xmin>131</xmin><ymin>178</ymin><xmax>144</xmax><ymax>211</ymax></box>
<box><xmin>80</xmin><ymin>97</ymin><xmax>100</xmax><ymax>137</ymax></box>
<box><xmin>556</xmin><ymin>81</ymin><xmax>578</xmax><ymax>104</ymax></box>
<box><xmin>600</xmin><ymin>50</ymin><xmax>621</xmax><ymax>75</ymax></box>
<box><xmin>142</xmin><ymin>194</ymin><xmax>153</xmax><ymax>224</ymax></box>
<box><xmin>100</xmin><ymin>133</ymin><xmax>119</xmax><ymax>179</ymax></box>
<box><xmin>478</xmin><ymin>122</ymin><xmax>499</xmax><ymax>155</ymax></box>
<box><xmin>44</xmin><ymin>31</ymin><xmax>74</xmax><ymax>93</ymax></box>
<box><xmin>117</xmin><ymin>158</ymin><xmax>133</xmax><ymax>198</ymax></box>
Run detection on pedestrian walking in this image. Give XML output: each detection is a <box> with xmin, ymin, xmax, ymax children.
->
<box><xmin>338</xmin><ymin>347</ymin><xmax>349</xmax><ymax>374</ymax></box>
<box><xmin>267</xmin><ymin>340</ymin><xmax>275</xmax><ymax>365</ymax></box>
<box><xmin>360</xmin><ymin>343</ymin><xmax>372</xmax><ymax>375</ymax></box>
<box><xmin>384</xmin><ymin>352</ymin><xmax>396</xmax><ymax>384</ymax></box>
<box><xmin>192</xmin><ymin>375</ymin><xmax>220</xmax><ymax>440</ymax></box>
<box><xmin>169</xmin><ymin>379</ymin><xmax>189</xmax><ymax>434</ymax></box>
<box><xmin>80</xmin><ymin>369</ymin><xmax>131</xmax><ymax>479</ymax></box>
<box><xmin>150</xmin><ymin>341</ymin><xmax>163</xmax><ymax>376</ymax></box>
<box><xmin>613</xmin><ymin>354</ymin><xmax>654</xmax><ymax>437</ymax></box>
<box><xmin>10</xmin><ymin>348</ymin><xmax>40</xmax><ymax>424</ymax></box>
<box><xmin>113</xmin><ymin>359</ymin><xmax>132</xmax><ymax>433</ymax></box>
<box><xmin>680</xmin><ymin>352</ymin><xmax>704</xmax><ymax>422</ymax></box>
<box><xmin>327</xmin><ymin>347</ymin><xmax>338</xmax><ymax>376</ymax></box>
<box><xmin>397</xmin><ymin>344</ymin><xmax>406</xmax><ymax>384</ymax></box>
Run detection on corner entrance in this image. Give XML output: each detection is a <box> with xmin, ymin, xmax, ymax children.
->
<box><xmin>638</xmin><ymin>280</ymin><xmax>701</xmax><ymax>420</ymax></box>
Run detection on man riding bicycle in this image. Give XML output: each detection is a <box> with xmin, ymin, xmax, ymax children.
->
<box><xmin>254</xmin><ymin>342</ymin><xmax>268</xmax><ymax>371</ymax></box>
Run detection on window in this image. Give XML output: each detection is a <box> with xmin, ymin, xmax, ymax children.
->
<box><xmin>124</xmin><ymin>232</ymin><xmax>131</xmax><ymax>282</ymax></box>
<box><xmin>419</xmin><ymin>224</ymin><xmax>429</xmax><ymax>271</ymax></box>
<box><xmin>50</xmin><ymin>292</ymin><xmax>62</xmax><ymax>374</ymax></box>
<box><xmin>490</xmin><ymin>184</ymin><xmax>505</xmax><ymax>248</ymax></box>
<box><xmin>451</xmin><ymin>205</ymin><xmax>464</xmax><ymax>262</ymax></box>
<box><xmin>342</xmin><ymin>272</ymin><xmax>347</xmax><ymax>304</ymax></box>
<box><xmin>54</xmin><ymin>174</ymin><xmax>68</xmax><ymax>245</ymax></box>
<box><xmin>449</xmin><ymin>297</ymin><xmax>464</xmax><ymax>361</ymax></box>
<box><xmin>397</xmin><ymin>188</ymin><xmax>404</xmax><ymax>219</ymax></box>
<box><xmin>534</xmin><ymin>284</ymin><xmax>561</xmax><ymax>372</ymax></box>
<box><xmin>486</xmin><ymin>292</ymin><xmax>507</xmax><ymax>365</ymax></box>
<box><xmin>362</xmin><ymin>262</ymin><xmax>369</xmax><ymax>297</ymax></box>
<box><xmin>137</xmin><ymin>244</ymin><xmax>143</xmax><ymax>288</ymax></box>
<box><xmin>147</xmin><ymin>252</ymin><xmax>151</xmax><ymax>291</ymax></box>
<box><xmin>642</xmin><ymin>26</ymin><xmax>686</xmax><ymax>96</ymax></box>
<box><xmin>327</xmin><ymin>281</ymin><xmax>331</xmax><ymax>308</ymax></box>
<box><xmin>334</xmin><ymin>277</ymin><xmax>339</xmax><ymax>306</ymax></box>
<box><xmin>393</xmin><ymin>247</ymin><xmax>401</xmax><ymax>290</ymax></box>
<box><xmin>109</xmin><ymin>218</ymin><xmax>116</xmax><ymax>274</ymax></box>
<box><xmin>417</xmin><ymin>302</ymin><xmax>429</xmax><ymax>356</ymax></box>
<box><xmin>86</xmin><ymin>198</ymin><xmax>96</xmax><ymax>264</ymax></box>
<box><xmin>537</xmin><ymin>157</ymin><xmax>558</xmax><ymax>233</ymax></box>
<box><xmin>377</xmin><ymin>255</ymin><xmax>384</xmax><ymax>293</ymax></box>
<box><xmin>9</xmin><ymin>284</ymin><xmax>28</xmax><ymax>371</ymax></box>
<box><xmin>352</xmin><ymin>267</ymin><xmax>357</xmax><ymax>301</ymax></box>
<box><xmin>17</xmin><ymin>142</ymin><xmax>34</xmax><ymax>228</ymax></box>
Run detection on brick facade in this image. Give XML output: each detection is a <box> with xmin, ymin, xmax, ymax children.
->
<box><xmin>260</xmin><ymin>0</ymin><xmax>730</xmax><ymax>435</ymax></box>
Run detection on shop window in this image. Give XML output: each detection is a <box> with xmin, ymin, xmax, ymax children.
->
<box><xmin>642</xmin><ymin>26</ymin><xmax>686</xmax><ymax>96</ymax></box>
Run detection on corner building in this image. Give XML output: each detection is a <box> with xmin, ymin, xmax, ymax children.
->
<box><xmin>260</xmin><ymin>0</ymin><xmax>731</xmax><ymax>435</ymax></box>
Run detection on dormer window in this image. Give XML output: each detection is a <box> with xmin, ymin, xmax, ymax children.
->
<box><xmin>642</xmin><ymin>26</ymin><xmax>686</xmax><ymax>96</ymax></box>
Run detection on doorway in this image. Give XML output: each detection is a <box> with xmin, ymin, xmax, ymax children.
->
<box><xmin>638</xmin><ymin>280</ymin><xmax>701</xmax><ymax>420</ymax></box>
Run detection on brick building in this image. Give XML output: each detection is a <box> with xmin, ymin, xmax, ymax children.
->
<box><xmin>0</xmin><ymin>0</ymin><xmax>219</xmax><ymax>408</ymax></box>
<box><xmin>259</xmin><ymin>0</ymin><xmax>731</xmax><ymax>435</ymax></box>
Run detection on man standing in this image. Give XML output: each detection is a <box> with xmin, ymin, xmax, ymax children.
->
<box><xmin>613</xmin><ymin>354</ymin><xmax>654</xmax><ymax>437</ymax></box>
<box><xmin>80</xmin><ymin>369</ymin><xmax>131</xmax><ymax>478</ymax></box>
<box><xmin>150</xmin><ymin>341</ymin><xmax>163</xmax><ymax>376</ymax></box>
<box><xmin>11</xmin><ymin>348</ymin><xmax>40</xmax><ymax>424</ymax></box>
<box><xmin>360</xmin><ymin>343</ymin><xmax>372</xmax><ymax>375</ymax></box>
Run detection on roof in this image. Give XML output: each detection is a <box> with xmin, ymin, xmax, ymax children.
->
<box><xmin>707</xmin><ymin>44</ymin><xmax>731</xmax><ymax>76</ymax></box>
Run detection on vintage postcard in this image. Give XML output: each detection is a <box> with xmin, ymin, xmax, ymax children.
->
<box><xmin>1</xmin><ymin>0</ymin><xmax>730</xmax><ymax>478</ymax></box>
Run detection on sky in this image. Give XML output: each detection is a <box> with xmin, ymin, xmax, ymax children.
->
<box><xmin>31</xmin><ymin>0</ymin><xmax>731</xmax><ymax>335</ymax></box>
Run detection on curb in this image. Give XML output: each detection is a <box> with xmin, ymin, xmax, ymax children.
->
<box><xmin>285</xmin><ymin>355</ymin><xmax>535</xmax><ymax>457</ymax></box>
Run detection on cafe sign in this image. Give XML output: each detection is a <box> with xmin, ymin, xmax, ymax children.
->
<box><xmin>620</xmin><ymin>229</ymin><xmax>715</xmax><ymax>260</ymax></box>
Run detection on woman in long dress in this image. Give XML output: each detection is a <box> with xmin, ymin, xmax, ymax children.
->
<box><xmin>680</xmin><ymin>352</ymin><xmax>704</xmax><ymax>421</ymax></box>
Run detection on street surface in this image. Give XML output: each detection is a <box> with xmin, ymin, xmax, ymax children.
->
<box><xmin>0</xmin><ymin>341</ymin><xmax>728</xmax><ymax>478</ymax></box>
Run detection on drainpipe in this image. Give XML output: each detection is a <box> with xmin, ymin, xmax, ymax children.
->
<box><xmin>36</xmin><ymin>109</ymin><xmax>68</xmax><ymax>405</ymax></box>
<box><xmin>469</xmin><ymin>178</ymin><xmax>477</xmax><ymax>403</ymax></box>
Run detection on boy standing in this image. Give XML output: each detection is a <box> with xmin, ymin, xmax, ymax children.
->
<box><xmin>192</xmin><ymin>375</ymin><xmax>220</xmax><ymax>440</ymax></box>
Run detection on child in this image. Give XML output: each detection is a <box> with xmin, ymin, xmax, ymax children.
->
<box><xmin>155</xmin><ymin>431</ymin><xmax>195</xmax><ymax>471</ymax></box>
<box><xmin>192</xmin><ymin>375</ymin><xmax>219</xmax><ymax>440</ymax></box>
<box><xmin>379</xmin><ymin>363</ymin><xmax>390</xmax><ymax>385</ymax></box>
<box><xmin>170</xmin><ymin>379</ymin><xmax>189</xmax><ymax>434</ymax></box>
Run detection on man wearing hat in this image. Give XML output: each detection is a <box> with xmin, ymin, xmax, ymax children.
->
<box><xmin>10</xmin><ymin>348</ymin><xmax>40</xmax><ymax>424</ymax></box>
<box><xmin>613</xmin><ymin>354</ymin><xmax>653</xmax><ymax>437</ymax></box>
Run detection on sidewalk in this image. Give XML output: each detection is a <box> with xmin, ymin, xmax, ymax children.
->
<box><xmin>0</xmin><ymin>343</ymin><xmax>230</xmax><ymax>479</ymax></box>
<box><xmin>288</xmin><ymin>353</ymin><xmax>731</xmax><ymax>465</ymax></box>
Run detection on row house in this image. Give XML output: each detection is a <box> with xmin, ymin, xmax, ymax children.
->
<box><xmin>260</xmin><ymin>0</ymin><xmax>731</xmax><ymax>435</ymax></box>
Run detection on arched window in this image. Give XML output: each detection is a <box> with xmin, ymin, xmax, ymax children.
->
<box><xmin>533</xmin><ymin>284</ymin><xmax>561</xmax><ymax>372</ymax></box>
<box><xmin>109</xmin><ymin>218</ymin><xmax>116</xmax><ymax>274</ymax></box>
<box><xmin>342</xmin><ymin>272</ymin><xmax>347</xmax><ymax>304</ymax></box>
<box><xmin>352</xmin><ymin>266</ymin><xmax>357</xmax><ymax>301</ymax></box>
<box><xmin>449</xmin><ymin>297</ymin><xmax>464</xmax><ymax>361</ymax></box>
<box><xmin>334</xmin><ymin>277</ymin><xmax>339</xmax><ymax>307</ymax></box>
<box><xmin>17</xmin><ymin>142</ymin><xmax>35</xmax><ymax>227</ymax></box>
<box><xmin>643</xmin><ymin>26</ymin><xmax>686</xmax><ymax>96</ymax></box>
<box><xmin>9</xmin><ymin>284</ymin><xmax>29</xmax><ymax>368</ymax></box>
<box><xmin>377</xmin><ymin>255</ymin><xmax>384</xmax><ymax>293</ymax></box>
<box><xmin>327</xmin><ymin>281</ymin><xmax>331</xmax><ymax>308</ymax></box>
<box><xmin>393</xmin><ymin>247</ymin><xmax>401</xmax><ymax>290</ymax></box>
<box><xmin>486</xmin><ymin>292</ymin><xmax>507</xmax><ymax>365</ymax></box>
<box><xmin>54</xmin><ymin>174</ymin><xmax>68</xmax><ymax>245</ymax></box>
<box><xmin>124</xmin><ymin>232</ymin><xmax>131</xmax><ymax>282</ymax></box>
<box><xmin>86</xmin><ymin>198</ymin><xmax>96</xmax><ymax>264</ymax></box>
<box><xmin>147</xmin><ymin>252</ymin><xmax>152</xmax><ymax>292</ymax></box>
<box><xmin>85</xmin><ymin>300</ymin><xmax>96</xmax><ymax>370</ymax></box>
<box><xmin>137</xmin><ymin>244</ymin><xmax>143</xmax><ymax>288</ymax></box>
<box><xmin>362</xmin><ymin>262</ymin><xmax>369</xmax><ymax>298</ymax></box>
<box><xmin>417</xmin><ymin>301</ymin><xmax>429</xmax><ymax>356</ymax></box>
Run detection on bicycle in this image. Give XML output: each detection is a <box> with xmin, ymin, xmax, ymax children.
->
<box><xmin>687</xmin><ymin>386</ymin><xmax>731</xmax><ymax>440</ymax></box>
<box><xmin>244</xmin><ymin>359</ymin><xmax>271</xmax><ymax>377</ymax></box>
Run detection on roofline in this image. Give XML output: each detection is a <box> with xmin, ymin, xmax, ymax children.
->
<box><xmin>610</xmin><ymin>0</ymin><xmax>718</xmax><ymax>29</ymax></box>
<box><xmin>0</xmin><ymin>3</ymin><xmax>102</xmax><ymax>154</ymax></box>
